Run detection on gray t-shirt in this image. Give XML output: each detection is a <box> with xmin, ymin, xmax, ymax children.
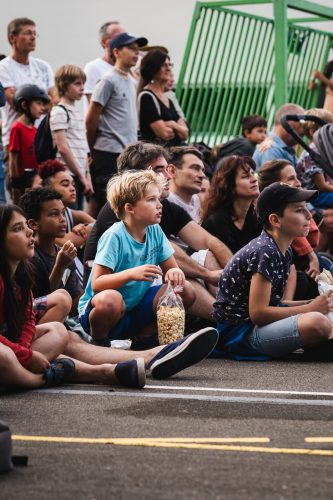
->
<box><xmin>91</xmin><ymin>67</ymin><xmax>137</xmax><ymax>153</ymax></box>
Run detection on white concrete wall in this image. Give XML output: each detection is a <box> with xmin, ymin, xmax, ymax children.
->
<box><xmin>1</xmin><ymin>0</ymin><xmax>332</xmax><ymax>77</ymax></box>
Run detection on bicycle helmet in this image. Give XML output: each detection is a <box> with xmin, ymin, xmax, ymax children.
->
<box><xmin>13</xmin><ymin>84</ymin><xmax>50</xmax><ymax>123</ymax></box>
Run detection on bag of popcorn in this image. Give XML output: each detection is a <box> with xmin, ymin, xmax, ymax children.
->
<box><xmin>317</xmin><ymin>269</ymin><xmax>333</xmax><ymax>324</ymax></box>
<box><xmin>157</xmin><ymin>282</ymin><xmax>185</xmax><ymax>344</ymax></box>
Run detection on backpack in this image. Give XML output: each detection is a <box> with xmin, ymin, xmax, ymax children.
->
<box><xmin>34</xmin><ymin>104</ymin><xmax>70</xmax><ymax>164</ymax></box>
<box><xmin>0</xmin><ymin>420</ymin><xmax>28</xmax><ymax>473</ymax></box>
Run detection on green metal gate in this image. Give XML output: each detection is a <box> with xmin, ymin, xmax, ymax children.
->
<box><xmin>176</xmin><ymin>0</ymin><xmax>333</xmax><ymax>146</ymax></box>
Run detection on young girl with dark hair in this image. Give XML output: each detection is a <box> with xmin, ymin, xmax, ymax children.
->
<box><xmin>0</xmin><ymin>204</ymin><xmax>214</xmax><ymax>388</ymax></box>
<box><xmin>0</xmin><ymin>204</ymin><xmax>147</xmax><ymax>388</ymax></box>
<box><xmin>202</xmin><ymin>156</ymin><xmax>261</xmax><ymax>254</ymax></box>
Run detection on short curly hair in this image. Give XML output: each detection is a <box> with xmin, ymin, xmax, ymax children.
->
<box><xmin>39</xmin><ymin>159</ymin><xmax>66</xmax><ymax>186</ymax></box>
<box><xmin>19</xmin><ymin>187</ymin><xmax>63</xmax><ymax>220</ymax></box>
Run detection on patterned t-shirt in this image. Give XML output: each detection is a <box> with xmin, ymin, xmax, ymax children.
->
<box><xmin>213</xmin><ymin>230</ymin><xmax>292</xmax><ymax>325</ymax></box>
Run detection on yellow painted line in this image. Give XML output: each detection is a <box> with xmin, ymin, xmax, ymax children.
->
<box><xmin>11</xmin><ymin>435</ymin><xmax>333</xmax><ymax>456</ymax></box>
<box><xmin>12</xmin><ymin>435</ymin><xmax>269</xmax><ymax>445</ymax></box>
<box><xmin>305</xmin><ymin>437</ymin><xmax>333</xmax><ymax>443</ymax></box>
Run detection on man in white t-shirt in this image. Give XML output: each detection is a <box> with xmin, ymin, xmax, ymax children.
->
<box><xmin>168</xmin><ymin>146</ymin><xmax>205</xmax><ymax>224</ymax></box>
<box><xmin>83</xmin><ymin>21</ymin><xmax>125</xmax><ymax>112</ymax></box>
<box><xmin>0</xmin><ymin>17</ymin><xmax>56</xmax><ymax>149</ymax></box>
<box><xmin>168</xmin><ymin>146</ymin><xmax>232</xmax><ymax>316</ymax></box>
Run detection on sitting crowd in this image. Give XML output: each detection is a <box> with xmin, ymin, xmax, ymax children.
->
<box><xmin>1</xmin><ymin>16</ymin><xmax>333</xmax><ymax>391</ymax></box>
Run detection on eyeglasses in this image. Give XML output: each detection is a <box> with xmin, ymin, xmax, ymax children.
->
<box><xmin>20</xmin><ymin>30</ymin><xmax>39</xmax><ymax>38</ymax></box>
<box><xmin>161</xmin><ymin>62</ymin><xmax>174</xmax><ymax>69</ymax></box>
<box><xmin>147</xmin><ymin>165</ymin><xmax>171</xmax><ymax>174</ymax></box>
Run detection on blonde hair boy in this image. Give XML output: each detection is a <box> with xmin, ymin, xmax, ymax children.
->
<box><xmin>78</xmin><ymin>169</ymin><xmax>196</xmax><ymax>348</ymax></box>
<box><xmin>107</xmin><ymin>170</ymin><xmax>165</xmax><ymax>218</ymax></box>
<box><xmin>55</xmin><ymin>64</ymin><xmax>86</xmax><ymax>97</ymax></box>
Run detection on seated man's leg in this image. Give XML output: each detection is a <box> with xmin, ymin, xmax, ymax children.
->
<box><xmin>187</xmin><ymin>279</ymin><xmax>216</xmax><ymax>322</ymax></box>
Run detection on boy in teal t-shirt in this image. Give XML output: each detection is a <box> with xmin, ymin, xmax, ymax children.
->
<box><xmin>79</xmin><ymin>170</ymin><xmax>196</xmax><ymax>346</ymax></box>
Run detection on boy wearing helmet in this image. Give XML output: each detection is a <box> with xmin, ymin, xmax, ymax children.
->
<box><xmin>9</xmin><ymin>83</ymin><xmax>50</xmax><ymax>203</ymax></box>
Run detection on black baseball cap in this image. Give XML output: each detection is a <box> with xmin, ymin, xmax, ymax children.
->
<box><xmin>256</xmin><ymin>182</ymin><xmax>318</xmax><ymax>224</ymax></box>
<box><xmin>109</xmin><ymin>32</ymin><xmax>148</xmax><ymax>53</ymax></box>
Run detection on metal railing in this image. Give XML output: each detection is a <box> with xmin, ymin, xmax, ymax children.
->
<box><xmin>176</xmin><ymin>0</ymin><xmax>333</xmax><ymax>146</ymax></box>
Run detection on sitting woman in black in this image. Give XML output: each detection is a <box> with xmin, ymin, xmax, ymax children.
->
<box><xmin>138</xmin><ymin>50</ymin><xmax>189</xmax><ymax>147</ymax></box>
<box><xmin>202</xmin><ymin>156</ymin><xmax>261</xmax><ymax>254</ymax></box>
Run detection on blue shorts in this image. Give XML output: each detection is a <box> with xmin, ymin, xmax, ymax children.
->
<box><xmin>79</xmin><ymin>285</ymin><xmax>162</xmax><ymax>340</ymax></box>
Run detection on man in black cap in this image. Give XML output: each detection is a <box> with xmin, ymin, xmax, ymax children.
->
<box><xmin>86</xmin><ymin>32</ymin><xmax>147</xmax><ymax>211</ymax></box>
<box><xmin>212</xmin><ymin>182</ymin><xmax>333</xmax><ymax>361</ymax></box>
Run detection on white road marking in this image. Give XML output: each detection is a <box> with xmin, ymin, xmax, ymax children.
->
<box><xmin>146</xmin><ymin>385</ymin><xmax>333</xmax><ymax>397</ymax></box>
<box><xmin>33</xmin><ymin>388</ymin><xmax>333</xmax><ymax>407</ymax></box>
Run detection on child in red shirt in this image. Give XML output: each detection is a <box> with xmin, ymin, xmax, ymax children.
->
<box><xmin>9</xmin><ymin>84</ymin><xmax>50</xmax><ymax>203</ymax></box>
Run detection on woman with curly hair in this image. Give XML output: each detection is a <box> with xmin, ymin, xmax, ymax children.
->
<box><xmin>202</xmin><ymin>156</ymin><xmax>261</xmax><ymax>254</ymax></box>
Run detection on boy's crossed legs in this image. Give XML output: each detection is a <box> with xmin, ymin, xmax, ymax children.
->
<box><xmin>83</xmin><ymin>280</ymin><xmax>196</xmax><ymax>346</ymax></box>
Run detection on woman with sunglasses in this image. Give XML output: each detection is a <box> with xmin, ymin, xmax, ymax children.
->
<box><xmin>138</xmin><ymin>50</ymin><xmax>189</xmax><ymax>147</ymax></box>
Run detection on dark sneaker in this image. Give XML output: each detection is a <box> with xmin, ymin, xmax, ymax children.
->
<box><xmin>149</xmin><ymin>327</ymin><xmax>218</xmax><ymax>379</ymax></box>
<box><xmin>115</xmin><ymin>358</ymin><xmax>146</xmax><ymax>389</ymax></box>
<box><xmin>44</xmin><ymin>358</ymin><xmax>75</xmax><ymax>387</ymax></box>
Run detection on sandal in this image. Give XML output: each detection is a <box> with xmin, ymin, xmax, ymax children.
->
<box><xmin>43</xmin><ymin>358</ymin><xmax>75</xmax><ymax>387</ymax></box>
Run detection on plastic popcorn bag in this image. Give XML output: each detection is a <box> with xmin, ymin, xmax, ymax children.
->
<box><xmin>157</xmin><ymin>282</ymin><xmax>185</xmax><ymax>344</ymax></box>
<box><xmin>317</xmin><ymin>269</ymin><xmax>333</xmax><ymax>324</ymax></box>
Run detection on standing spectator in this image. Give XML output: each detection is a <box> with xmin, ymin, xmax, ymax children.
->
<box><xmin>84</xmin><ymin>21</ymin><xmax>125</xmax><ymax>109</ymax></box>
<box><xmin>86</xmin><ymin>32</ymin><xmax>147</xmax><ymax>211</ymax></box>
<box><xmin>311</xmin><ymin>62</ymin><xmax>333</xmax><ymax>113</ymax></box>
<box><xmin>9</xmin><ymin>84</ymin><xmax>50</xmax><ymax>203</ymax></box>
<box><xmin>253</xmin><ymin>103</ymin><xmax>305</xmax><ymax>169</ymax></box>
<box><xmin>50</xmin><ymin>64</ymin><xmax>93</xmax><ymax>209</ymax></box>
<box><xmin>138</xmin><ymin>50</ymin><xmax>189</xmax><ymax>146</ymax></box>
<box><xmin>0</xmin><ymin>18</ymin><xmax>56</xmax><ymax>165</ymax></box>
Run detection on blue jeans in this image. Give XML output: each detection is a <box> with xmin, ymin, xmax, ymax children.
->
<box><xmin>248</xmin><ymin>315</ymin><xmax>303</xmax><ymax>358</ymax></box>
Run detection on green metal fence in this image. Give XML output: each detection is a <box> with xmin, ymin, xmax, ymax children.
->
<box><xmin>176</xmin><ymin>1</ymin><xmax>333</xmax><ymax>146</ymax></box>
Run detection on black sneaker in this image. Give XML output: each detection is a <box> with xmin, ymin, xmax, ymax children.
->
<box><xmin>149</xmin><ymin>327</ymin><xmax>218</xmax><ymax>379</ymax></box>
<box><xmin>44</xmin><ymin>358</ymin><xmax>75</xmax><ymax>387</ymax></box>
<box><xmin>114</xmin><ymin>358</ymin><xmax>146</xmax><ymax>389</ymax></box>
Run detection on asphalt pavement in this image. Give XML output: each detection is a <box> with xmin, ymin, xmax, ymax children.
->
<box><xmin>1</xmin><ymin>358</ymin><xmax>333</xmax><ymax>499</ymax></box>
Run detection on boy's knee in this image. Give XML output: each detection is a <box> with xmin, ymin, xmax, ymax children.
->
<box><xmin>94</xmin><ymin>290</ymin><xmax>125</xmax><ymax>316</ymax></box>
<box><xmin>301</xmin><ymin>312</ymin><xmax>331</xmax><ymax>341</ymax></box>
<box><xmin>54</xmin><ymin>290</ymin><xmax>72</xmax><ymax>314</ymax></box>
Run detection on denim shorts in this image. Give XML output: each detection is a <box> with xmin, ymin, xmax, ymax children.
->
<box><xmin>247</xmin><ymin>314</ymin><xmax>303</xmax><ymax>358</ymax></box>
<box><xmin>79</xmin><ymin>285</ymin><xmax>162</xmax><ymax>340</ymax></box>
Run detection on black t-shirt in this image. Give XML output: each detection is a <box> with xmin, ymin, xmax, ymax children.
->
<box><xmin>202</xmin><ymin>205</ymin><xmax>261</xmax><ymax>255</ymax></box>
<box><xmin>138</xmin><ymin>90</ymin><xmax>182</xmax><ymax>147</ymax></box>
<box><xmin>83</xmin><ymin>199</ymin><xmax>192</xmax><ymax>263</ymax></box>
<box><xmin>30</xmin><ymin>245</ymin><xmax>82</xmax><ymax>299</ymax></box>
